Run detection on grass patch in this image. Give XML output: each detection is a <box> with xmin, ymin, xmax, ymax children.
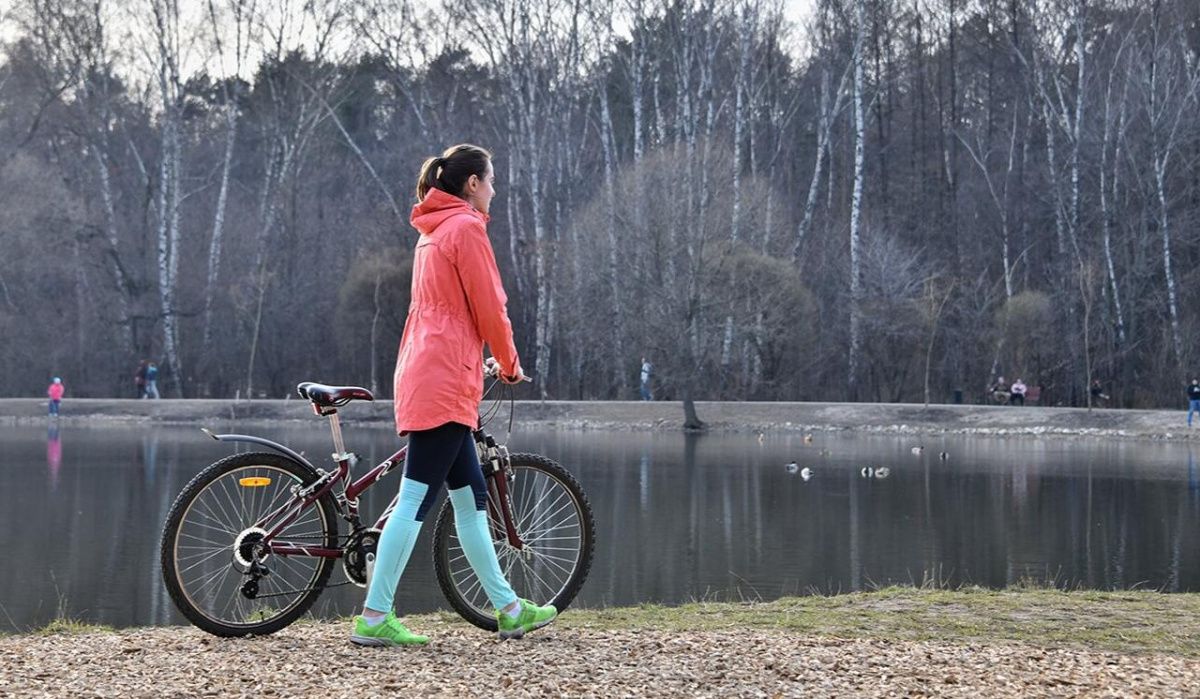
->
<box><xmin>36</xmin><ymin>618</ymin><xmax>114</xmax><ymax>636</ymax></box>
<box><xmin>397</xmin><ymin>587</ymin><xmax>1200</xmax><ymax>657</ymax></box>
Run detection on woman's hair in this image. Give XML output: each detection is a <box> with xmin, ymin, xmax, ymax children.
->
<box><xmin>415</xmin><ymin>144</ymin><xmax>492</xmax><ymax>201</ymax></box>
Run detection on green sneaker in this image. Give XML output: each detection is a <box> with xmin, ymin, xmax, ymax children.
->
<box><xmin>350</xmin><ymin>612</ymin><xmax>429</xmax><ymax>647</ymax></box>
<box><xmin>496</xmin><ymin>599</ymin><xmax>557</xmax><ymax>640</ymax></box>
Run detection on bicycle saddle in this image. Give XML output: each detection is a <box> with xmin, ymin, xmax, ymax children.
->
<box><xmin>296</xmin><ymin>382</ymin><xmax>374</xmax><ymax>407</ymax></box>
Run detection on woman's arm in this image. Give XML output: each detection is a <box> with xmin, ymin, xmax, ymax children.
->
<box><xmin>454</xmin><ymin>219</ymin><xmax>521</xmax><ymax>377</ymax></box>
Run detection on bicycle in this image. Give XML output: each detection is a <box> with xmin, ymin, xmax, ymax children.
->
<box><xmin>159</xmin><ymin>377</ymin><xmax>595</xmax><ymax>637</ymax></box>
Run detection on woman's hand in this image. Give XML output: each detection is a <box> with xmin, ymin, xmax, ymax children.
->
<box><xmin>485</xmin><ymin>357</ymin><xmax>527</xmax><ymax>384</ymax></box>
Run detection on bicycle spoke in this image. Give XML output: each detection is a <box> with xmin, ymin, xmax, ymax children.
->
<box><xmin>516</xmin><ymin>555</ymin><xmax>555</xmax><ymax>601</ymax></box>
<box><xmin>177</xmin><ymin>547</ymin><xmax>232</xmax><ymax>572</ymax></box>
<box><xmin>513</xmin><ymin>475</ymin><xmax>555</xmax><ymax>534</ymax></box>
<box><xmin>521</xmin><ymin>497</ymin><xmax>575</xmax><ymax>538</ymax></box>
<box><xmin>521</xmin><ymin>516</ymin><xmax>581</xmax><ymax>543</ymax></box>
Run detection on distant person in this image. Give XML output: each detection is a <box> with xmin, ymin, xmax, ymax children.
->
<box><xmin>144</xmin><ymin>362</ymin><xmax>160</xmax><ymax>399</ymax></box>
<box><xmin>134</xmin><ymin>360</ymin><xmax>147</xmax><ymax>398</ymax></box>
<box><xmin>1188</xmin><ymin>378</ymin><xmax>1200</xmax><ymax>427</ymax></box>
<box><xmin>989</xmin><ymin>376</ymin><xmax>1009</xmax><ymax>404</ymax></box>
<box><xmin>1090</xmin><ymin>379</ymin><xmax>1110</xmax><ymax>407</ymax></box>
<box><xmin>47</xmin><ymin>377</ymin><xmax>64</xmax><ymax>417</ymax></box>
<box><xmin>640</xmin><ymin>357</ymin><xmax>653</xmax><ymax>401</ymax></box>
<box><xmin>1010</xmin><ymin>378</ymin><xmax>1027</xmax><ymax>406</ymax></box>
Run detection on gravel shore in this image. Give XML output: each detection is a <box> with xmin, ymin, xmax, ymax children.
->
<box><xmin>3</xmin><ymin>619</ymin><xmax>1198</xmax><ymax>698</ymax></box>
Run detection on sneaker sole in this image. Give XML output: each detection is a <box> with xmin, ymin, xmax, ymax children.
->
<box><xmin>350</xmin><ymin>635</ymin><xmax>428</xmax><ymax>647</ymax></box>
<box><xmin>497</xmin><ymin>615</ymin><xmax>557</xmax><ymax>640</ymax></box>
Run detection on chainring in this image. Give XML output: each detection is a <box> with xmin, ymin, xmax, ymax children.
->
<box><xmin>342</xmin><ymin>527</ymin><xmax>382</xmax><ymax>587</ymax></box>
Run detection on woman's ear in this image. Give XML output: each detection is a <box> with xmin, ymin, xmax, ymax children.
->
<box><xmin>466</xmin><ymin>173</ymin><xmax>479</xmax><ymax>193</ymax></box>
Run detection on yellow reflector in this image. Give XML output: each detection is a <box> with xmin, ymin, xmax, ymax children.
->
<box><xmin>239</xmin><ymin>477</ymin><xmax>272</xmax><ymax>487</ymax></box>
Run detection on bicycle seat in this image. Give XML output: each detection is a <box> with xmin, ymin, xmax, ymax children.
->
<box><xmin>297</xmin><ymin>382</ymin><xmax>374</xmax><ymax>408</ymax></box>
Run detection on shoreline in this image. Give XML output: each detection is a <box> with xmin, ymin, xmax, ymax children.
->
<box><xmin>0</xmin><ymin>397</ymin><xmax>1197</xmax><ymax>442</ymax></box>
<box><xmin>3</xmin><ymin>588</ymin><xmax>1199</xmax><ymax>696</ymax></box>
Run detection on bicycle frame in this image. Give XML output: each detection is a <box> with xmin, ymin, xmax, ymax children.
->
<box><xmin>209</xmin><ymin>410</ymin><xmax>526</xmax><ymax>561</ymax></box>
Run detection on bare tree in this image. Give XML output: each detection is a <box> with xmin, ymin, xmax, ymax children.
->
<box><xmin>847</xmin><ymin>0</ymin><xmax>867</xmax><ymax>397</ymax></box>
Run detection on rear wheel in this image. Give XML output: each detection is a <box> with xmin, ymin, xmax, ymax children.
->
<box><xmin>160</xmin><ymin>452</ymin><xmax>338</xmax><ymax>637</ymax></box>
<box><xmin>432</xmin><ymin>453</ymin><xmax>595</xmax><ymax>630</ymax></box>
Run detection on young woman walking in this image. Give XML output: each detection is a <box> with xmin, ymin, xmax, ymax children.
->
<box><xmin>350</xmin><ymin>144</ymin><xmax>556</xmax><ymax>647</ymax></box>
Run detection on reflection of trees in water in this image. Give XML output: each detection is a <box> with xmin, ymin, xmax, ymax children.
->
<box><xmin>11</xmin><ymin>428</ymin><xmax>1200</xmax><ymax>629</ymax></box>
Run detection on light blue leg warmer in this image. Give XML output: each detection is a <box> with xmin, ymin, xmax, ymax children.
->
<box><xmin>448</xmin><ymin>485</ymin><xmax>518</xmax><ymax>610</ymax></box>
<box><xmin>364</xmin><ymin>477</ymin><xmax>428</xmax><ymax>613</ymax></box>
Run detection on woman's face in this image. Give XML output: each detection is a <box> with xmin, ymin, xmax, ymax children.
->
<box><xmin>465</xmin><ymin>160</ymin><xmax>495</xmax><ymax>215</ymax></box>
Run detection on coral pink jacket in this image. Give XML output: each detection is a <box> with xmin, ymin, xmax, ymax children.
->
<box><xmin>393</xmin><ymin>188</ymin><xmax>520</xmax><ymax>434</ymax></box>
<box><xmin>47</xmin><ymin>383</ymin><xmax>64</xmax><ymax>401</ymax></box>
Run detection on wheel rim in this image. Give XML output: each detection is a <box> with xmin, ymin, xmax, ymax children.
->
<box><xmin>171</xmin><ymin>464</ymin><xmax>330</xmax><ymax>628</ymax></box>
<box><xmin>445</xmin><ymin>464</ymin><xmax>584</xmax><ymax>617</ymax></box>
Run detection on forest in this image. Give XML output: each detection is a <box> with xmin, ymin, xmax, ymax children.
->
<box><xmin>0</xmin><ymin>0</ymin><xmax>1197</xmax><ymax>408</ymax></box>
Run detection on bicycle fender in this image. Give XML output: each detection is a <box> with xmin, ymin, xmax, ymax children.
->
<box><xmin>200</xmin><ymin>428</ymin><xmax>318</xmax><ymax>472</ymax></box>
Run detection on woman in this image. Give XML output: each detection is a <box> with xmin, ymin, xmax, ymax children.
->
<box><xmin>351</xmin><ymin>144</ymin><xmax>556</xmax><ymax>647</ymax></box>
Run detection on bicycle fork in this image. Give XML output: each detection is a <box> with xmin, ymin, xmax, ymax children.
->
<box><xmin>477</xmin><ymin>432</ymin><xmax>524</xmax><ymax>550</ymax></box>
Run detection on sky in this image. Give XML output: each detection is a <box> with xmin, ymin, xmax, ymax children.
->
<box><xmin>0</xmin><ymin>0</ymin><xmax>821</xmax><ymax>84</ymax></box>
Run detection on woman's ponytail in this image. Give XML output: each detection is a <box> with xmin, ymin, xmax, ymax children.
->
<box><xmin>415</xmin><ymin>156</ymin><xmax>444</xmax><ymax>202</ymax></box>
<box><xmin>414</xmin><ymin>145</ymin><xmax>492</xmax><ymax>202</ymax></box>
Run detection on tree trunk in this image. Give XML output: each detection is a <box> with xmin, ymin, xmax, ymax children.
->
<box><xmin>202</xmin><ymin>100</ymin><xmax>238</xmax><ymax>356</ymax></box>
<box><xmin>848</xmin><ymin>0</ymin><xmax>867</xmax><ymax>399</ymax></box>
<box><xmin>598</xmin><ymin>74</ymin><xmax>627</xmax><ymax>390</ymax></box>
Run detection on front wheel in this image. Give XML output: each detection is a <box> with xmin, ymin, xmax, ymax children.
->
<box><xmin>432</xmin><ymin>453</ymin><xmax>595</xmax><ymax>630</ymax></box>
<box><xmin>160</xmin><ymin>452</ymin><xmax>338</xmax><ymax>636</ymax></box>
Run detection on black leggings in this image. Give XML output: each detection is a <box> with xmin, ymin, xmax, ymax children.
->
<box><xmin>403</xmin><ymin>422</ymin><xmax>487</xmax><ymax>521</ymax></box>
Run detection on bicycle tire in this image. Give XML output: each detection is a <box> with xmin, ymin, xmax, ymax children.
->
<box><xmin>160</xmin><ymin>452</ymin><xmax>338</xmax><ymax>637</ymax></box>
<box><xmin>432</xmin><ymin>453</ymin><xmax>595</xmax><ymax>631</ymax></box>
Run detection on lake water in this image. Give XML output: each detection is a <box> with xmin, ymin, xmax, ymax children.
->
<box><xmin>2</xmin><ymin>420</ymin><xmax>1199</xmax><ymax>631</ymax></box>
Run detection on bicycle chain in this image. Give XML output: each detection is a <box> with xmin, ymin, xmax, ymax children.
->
<box><xmin>241</xmin><ymin>533</ymin><xmax>355</xmax><ymax>599</ymax></box>
<box><xmin>247</xmin><ymin>579</ymin><xmax>356</xmax><ymax>599</ymax></box>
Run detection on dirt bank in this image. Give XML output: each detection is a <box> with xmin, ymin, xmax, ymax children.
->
<box><xmin>1</xmin><ymin>397</ymin><xmax>1196</xmax><ymax>442</ymax></box>
<box><xmin>4</xmin><ymin>589</ymin><xmax>1199</xmax><ymax>697</ymax></box>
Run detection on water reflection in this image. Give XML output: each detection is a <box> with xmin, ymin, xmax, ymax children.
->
<box><xmin>1</xmin><ymin>424</ymin><xmax>1199</xmax><ymax>630</ymax></box>
<box><xmin>46</xmin><ymin>424</ymin><xmax>61</xmax><ymax>489</ymax></box>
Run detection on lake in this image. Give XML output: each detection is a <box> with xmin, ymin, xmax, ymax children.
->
<box><xmin>2</xmin><ymin>420</ymin><xmax>1198</xmax><ymax>631</ymax></box>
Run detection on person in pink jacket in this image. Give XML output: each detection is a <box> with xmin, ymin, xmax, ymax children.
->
<box><xmin>47</xmin><ymin>377</ymin><xmax>64</xmax><ymax>417</ymax></box>
<box><xmin>352</xmin><ymin>144</ymin><xmax>557</xmax><ymax>648</ymax></box>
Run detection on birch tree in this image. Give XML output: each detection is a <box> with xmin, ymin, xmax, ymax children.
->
<box><xmin>1133</xmin><ymin>0</ymin><xmax>1198</xmax><ymax>370</ymax></box>
<box><xmin>847</xmin><ymin>0</ymin><xmax>866</xmax><ymax>397</ymax></box>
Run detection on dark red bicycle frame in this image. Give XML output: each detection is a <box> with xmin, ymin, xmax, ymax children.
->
<box><xmin>253</xmin><ymin>435</ymin><xmax>524</xmax><ymax>559</ymax></box>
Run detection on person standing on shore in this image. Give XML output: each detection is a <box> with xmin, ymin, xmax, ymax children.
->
<box><xmin>134</xmin><ymin>360</ymin><xmax>147</xmax><ymax>398</ymax></box>
<box><xmin>640</xmin><ymin>357</ymin><xmax>653</xmax><ymax>401</ymax></box>
<box><xmin>47</xmin><ymin>377</ymin><xmax>64</xmax><ymax>417</ymax></box>
<box><xmin>144</xmin><ymin>362</ymin><xmax>160</xmax><ymax>399</ymax></box>
<box><xmin>1188</xmin><ymin>379</ymin><xmax>1200</xmax><ymax>427</ymax></box>
<box><xmin>350</xmin><ymin>144</ymin><xmax>555</xmax><ymax>648</ymax></box>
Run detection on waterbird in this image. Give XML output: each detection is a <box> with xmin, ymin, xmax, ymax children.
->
<box><xmin>803</xmin><ymin>434</ymin><xmax>814</xmax><ymax>445</ymax></box>
<box><xmin>938</xmin><ymin>451</ymin><xmax>949</xmax><ymax>461</ymax></box>
<box><xmin>800</xmin><ymin>466</ymin><xmax>812</xmax><ymax>480</ymax></box>
<box><xmin>757</xmin><ymin>432</ymin><xmax>765</xmax><ymax>444</ymax></box>
<box><xmin>785</xmin><ymin>461</ymin><xmax>799</xmax><ymax>473</ymax></box>
<box><xmin>911</xmin><ymin>446</ymin><xmax>924</xmax><ymax>455</ymax></box>
<box><xmin>860</xmin><ymin>467</ymin><xmax>874</xmax><ymax>478</ymax></box>
<box><xmin>874</xmin><ymin>467</ymin><xmax>891</xmax><ymax>479</ymax></box>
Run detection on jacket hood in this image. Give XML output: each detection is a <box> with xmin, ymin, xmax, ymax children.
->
<box><xmin>410</xmin><ymin>187</ymin><xmax>489</xmax><ymax>235</ymax></box>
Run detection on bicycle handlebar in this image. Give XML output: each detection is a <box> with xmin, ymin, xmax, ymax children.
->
<box><xmin>483</xmin><ymin>357</ymin><xmax>532</xmax><ymax>383</ymax></box>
